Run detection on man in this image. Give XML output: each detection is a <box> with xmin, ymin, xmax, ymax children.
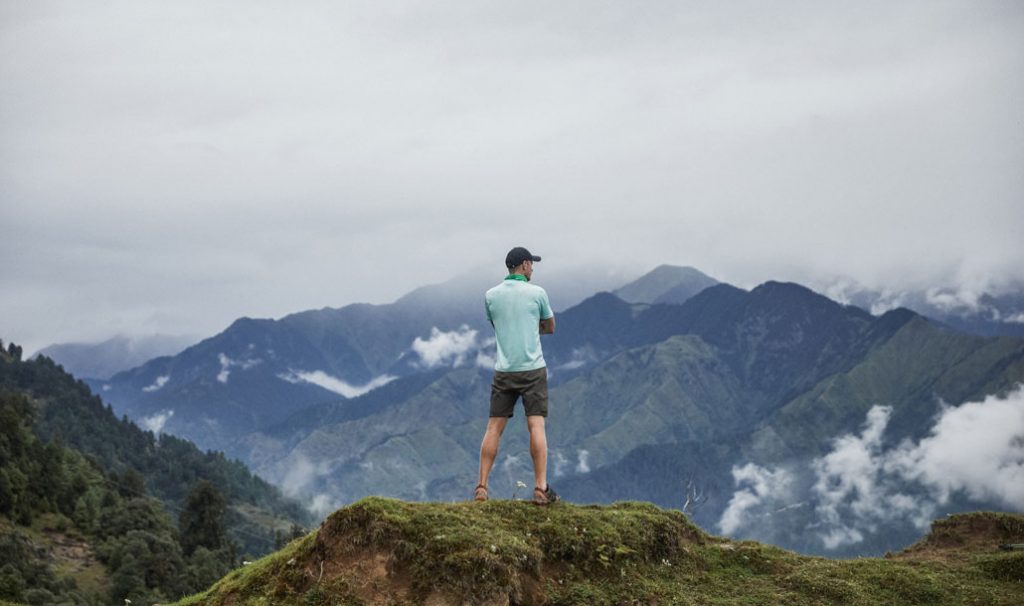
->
<box><xmin>475</xmin><ymin>246</ymin><xmax>559</xmax><ymax>505</ymax></box>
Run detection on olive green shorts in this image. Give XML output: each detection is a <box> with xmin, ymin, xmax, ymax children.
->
<box><xmin>489</xmin><ymin>367</ymin><xmax>549</xmax><ymax>418</ymax></box>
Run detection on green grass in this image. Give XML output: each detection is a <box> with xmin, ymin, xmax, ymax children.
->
<box><xmin>168</xmin><ymin>499</ymin><xmax>1024</xmax><ymax>606</ymax></box>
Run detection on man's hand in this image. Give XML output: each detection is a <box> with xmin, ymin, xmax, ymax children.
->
<box><xmin>539</xmin><ymin>316</ymin><xmax>556</xmax><ymax>335</ymax></box>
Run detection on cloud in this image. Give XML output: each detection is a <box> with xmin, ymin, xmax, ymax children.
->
<box><xmin>141</xmin><ymin>409</ymin><xmax>174</xmax><ymax>433</ymax></box>
<box><xmin>558</xmin><ymin>347</ymin><xmax>599</xmax><ymax>371</ymax></box>
<box><xmin>217</xmin><ymin>352</ymin><xmax>262</xmax><ymax>383</ymax></box>
<box><xmin>142</xmin><ymin>374</ymin><xmax>169</xmax><ymax>392</ymax></box>
<box><xmin>475</xmin><ymin>336</ymin><xmax>497</xmax><ymax>369</ymax></box>
<box><xmin>575</xmin><ymin>449</ymin><xmax>590</xmax><ymax>474</ymax></box>
<box><xmin>718</xmin><ymin>463</ymin><xmax>795</xmax><ymax>535</ymax></box>
<box><xmin>821</xmin><ymin>280</ymin><xmax>857</xmax><ymax>306</ymax></box>
<box><xmin>308</xmin><ymin>493</ymin><xmax>340</xmax><ymax>519</ymax></box>
<box><xmin>272</xmin><ymin>452</ymin><xmax>340</xmax><ymax>519</ymax></box>
<box><xmin>552</xmin><ymin>450</ymin><xmax>569</xmax><ymax>478</ymax></box>
<box><xmin>810</xmin><ymin>388</ymin><xmax>1024</xmax><ymax>548</ymax></box>
<box><xmin>412</xmin><ymin>325</ymin><xmax>480</xmax><ymax>368</ymax></box>
<box><xmin>924</xmin><ymin>287</ymin><xmax>983</xmax><ymax>313</ymax></box>
<box><xmin>278</xmin><ymin>370</ymin><xmax>396</xmax><ymax>398</ymax></box>
<box><xmin>719</xmin><ymin>385</ymin><xmax>1024</xmax><ymax>549</ymax></box>
<box><xmin>501</xmin><ymin>453</ymin><xmax>522</xmax><ymax>477</ymax></box>
<box><xmin>809</xmin><ymin>405</ymin><xmax>935</xmax><ymax>549</ymax></box>
<box><xmin>475</xmin><ymin>350</ymin><xmax>496</xmax><ymax>369</ymax></box>
<box><xmin>277</xmin><ymin>452</ymin><xmax>332</xmax><ymax>498</ymax></box>
<box><xmin>217</xmin><ymin>355</ymin><xmax>230</xmax><ymax>383</ymax></box>
<box><xmin>886</xmin><ymin>386</ymin><xmax>1024</xmax><ymax>509</ymax></box>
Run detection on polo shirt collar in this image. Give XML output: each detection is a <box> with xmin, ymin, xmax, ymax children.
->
<box><xmin>504</xmin><ymin>274</ymin><xmax>528</xmax><ymax>282</ymax></box>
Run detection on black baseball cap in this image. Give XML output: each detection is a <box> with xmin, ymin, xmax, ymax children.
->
<box><xmin>505</xmin><ymin>247</ymin><xmax>542</xmax><ymax>269</ymax></box>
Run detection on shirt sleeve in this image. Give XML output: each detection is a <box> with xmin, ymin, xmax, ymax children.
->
<box><xmin>538</xmin><ymin>288</ymin><xmax>554</xmax><ymax>320</ymax></box>
<box><xmin>484</xmin><ymin>293</ymin><xmax>493</xmax><ymax>324</ymax></box>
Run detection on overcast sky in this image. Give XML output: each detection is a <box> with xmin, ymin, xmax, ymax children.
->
<box><xmin>2</xmin><ymin>0</ymin><xmax>1022</xmax><ymax>353</ymax></box>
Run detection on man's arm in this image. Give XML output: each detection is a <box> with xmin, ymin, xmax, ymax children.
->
<box><xmin>539</xmin><ymin>315</ymin><xmax>555</xmax><ymax>335</ymax></box>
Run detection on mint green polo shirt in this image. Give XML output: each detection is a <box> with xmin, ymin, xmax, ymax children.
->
<box><xmin>484</xmin><ymin>275</ymin><xmax>554</xmax><ymax>372</ymax></box>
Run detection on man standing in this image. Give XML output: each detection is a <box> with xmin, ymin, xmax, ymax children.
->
<box><xmin>475</xmin><ymin>247</ymin><xmax>559</xmax><ymax>505</ymax></box>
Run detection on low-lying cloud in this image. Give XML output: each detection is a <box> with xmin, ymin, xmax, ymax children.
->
<box><xmin>142</xmin><ymin>374</ymin><xmax>169</xmax><ymax>392</ymax></box>
<box><xmin>719</xmin><ymin>463</ymin><xmax>795</xmax><ymax>535</ymax></box>
<box><xmin>277</xmin><ymin>452</ymin><xmax>330</xmax><ymax>498</ymax></box>
<box><xmin>557</xmin><ymin>347</ymin><xmax>599</xmax><ymax>371</ymax></box>
<box><xmin>141</xmin><ymin>409</ymin><xmax>174</xmax><ymax>434</ymax></box>
<box><xmin>720</xmin><ymin>385</ymin><xmax>1024</xmax><ymax>549</ymax></box>
<box><xmin>217</xmin><ymin>352</ymin><xmax>262</xmax><ymax>383</ymax></box>
<box><xmin>576</xmin><ymin>449</ymin><xmax>591</xmax><ymax>474</ymax></box>
<box><xmin>924</xmin><ymin>286</ymin><xmax>984</xmax><ymax>313</ymax></box>
<box><xmin>278</xmin><ymin>369</ymin><xmax>396</xmax><ymax>398</ymax></box>
<box><xmin>887</xmin><ymin>387</ymin><xmax>1024</xmax><ymax>508</ymax></box>
<box><xmin>809</xmin><ymin>405</ymin><xmax>934</xmax><ymax>549</ymax></box>
<box><xmin>308</xmin><ymin>493</ymin><xmax>341</xmax><ymax>519</ymax></box>
<box><xmin>411</xmin><ymin>326</ymin><xmax>495</xmax><ymax>369</ymax></box>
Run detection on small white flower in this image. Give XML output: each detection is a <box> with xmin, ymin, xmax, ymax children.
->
<box><xmin>516</xmin><ymin>481</ymin><xmax>528</xmax><ymax>489</ymax></box>
<box><xmin>490</xmin><ymin>544</ymin><xmax>498</xmax><ymax>553</ymax></box>
<box><xmin>124</xmin><ymin>600</ymin><xmax>132</xmax><ymax>605</ymax></box>
<box><xmin>242</xmin><ymin>560</ymin><xmax>252</xmax><ymax>566</ymax></box>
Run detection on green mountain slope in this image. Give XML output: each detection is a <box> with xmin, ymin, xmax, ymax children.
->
<box><xmin>751</xmin><ymin>314</ymin><xmax>1024</xmax><ymax>460</ymax></box>
<box><xmin>549</xmin><ymin>335</ymin><xmax>750</xmax><ymax>470</ymax></box>
<box><xmin>0</xmin><ymin>341</ymin><xmax>314</xmax><ymax>605</ymax></box>
<box><xmin>0</xmin><ymin>348</ymin><xmax>311</xmax><ymax>556</ymax></box>
<box><xmin>170</xmin><ymin>498</ymin><xmax>1024</xmax><ymax>606</ymax></box>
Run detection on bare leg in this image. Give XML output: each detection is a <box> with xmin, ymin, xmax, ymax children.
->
<box><xmin>527</xmin><ymin>415</ymin><xmax>548</xmax><ymax>490</ymax></box>
<box><xmin>478</xmin><ymin>416</ymin><xmax>509</xmax><ymax>488</ymax></box>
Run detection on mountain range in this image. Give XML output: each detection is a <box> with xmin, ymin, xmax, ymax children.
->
<box><xmin>42</xmin><ymin>264</ymin><xmax>1024</xmax><ymax>556</ymax></box>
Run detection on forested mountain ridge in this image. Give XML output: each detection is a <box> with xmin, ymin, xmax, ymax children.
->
<box><xmin>0</xmin><ymin>340</ymin><xmax>311</xmax><ymax>605</ymax></box>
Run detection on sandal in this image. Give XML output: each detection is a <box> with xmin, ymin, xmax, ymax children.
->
<box><xmin>474</xmin><ymin>484</ymin><xmax>488</xmax><ymax>502</ymax></box>
<box><xmin>533</xmin><ymin>484</ymin><xmax>560</xmax><ymax>506</ymax></box>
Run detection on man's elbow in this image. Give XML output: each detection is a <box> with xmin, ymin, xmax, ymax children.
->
<box><xmin>540</xmin><ymin>317</ymin><xmax>556</xmax><ymax>334</ymax></box>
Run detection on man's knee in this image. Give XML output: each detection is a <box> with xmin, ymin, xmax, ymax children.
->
<box><xmin>486</xmin><ymin>417</ymin><xmax>509</xmax><ymax>436</ymax></box>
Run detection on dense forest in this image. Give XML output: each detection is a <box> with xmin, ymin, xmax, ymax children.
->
<box><xmin>0</xmin><ymin>340</ymin><xmax>310</xmax><ymax>605</ymax></box>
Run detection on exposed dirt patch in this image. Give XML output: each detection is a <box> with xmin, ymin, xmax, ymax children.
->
<box><xmin>43</xmin><ymin>529</ymin><xmax>97</xmax><ymax>572</ymax></box>
<box><xmin>896</xmin><ymin>512</ymin><xmax>1024</xmax><ymax>560</ymax></box>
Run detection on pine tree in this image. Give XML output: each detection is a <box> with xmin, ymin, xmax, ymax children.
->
<box><xmin>179</xmin><ymin>480</ymin><xmax>226</xmax><ymax>557</ymax></box>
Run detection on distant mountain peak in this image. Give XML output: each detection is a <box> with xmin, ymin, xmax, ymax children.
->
<box><xmin>34</xmin><ymin>333</ymin><xmax>196</xmax><ymax>381</ymax></box>
<box><xmin>750</xmin><ymin>280</ymin><xmax>872</xmax><ymax>318</ymax></box>
<box><xmin>615</xmin><ymin>264</ymin><xmax>719</xmax><ymax>304</ymax></box>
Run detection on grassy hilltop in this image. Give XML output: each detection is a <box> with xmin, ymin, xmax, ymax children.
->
<box><xmin>170</xmin><ymin>498</ymin><xmax>1024</xmax><ymax>606</ymax></box>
